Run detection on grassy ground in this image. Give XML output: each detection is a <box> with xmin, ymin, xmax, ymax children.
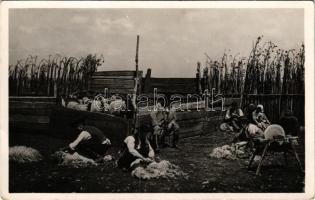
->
<box><xmin>9</xmin><ymin>130</ymin><xmax>305</xmax><ymax>193</ymax></box>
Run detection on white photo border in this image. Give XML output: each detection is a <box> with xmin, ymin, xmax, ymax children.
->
<box><xmin>0</xmin><ymin>1</ymin><xmax>314</xmax><ymax>200</ymax></box>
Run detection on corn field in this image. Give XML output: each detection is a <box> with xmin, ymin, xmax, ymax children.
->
<box><xmin>200</xmin><ymin>36</ymin><xmax>305</xmax><ymax>96</ymax></box>
<box><xmin>9</xmin><ymin>54</ymin><xmax>104</xmax><ymax>96</ymax></box>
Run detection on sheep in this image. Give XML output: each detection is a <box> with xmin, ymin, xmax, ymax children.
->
<box><xmin>90</xmin><ymin>99</ymin><xmax>110</xmax><ymax>113</ymax></box>
<box><xmin>9</xmin><ymin>146</ymin><xmax>43</xmax><ymax>163</ymax></box>
<box><xmin>108</xmin><ymin>98</ymin><xmax>126</xmax><ymax>115</ymax></box>
<box><xmin>67</xmin><ymin>101</ymin><xmax>80</xmax><ymax>109</ymax></box>
<box><xmin>51</xmin><ymin>151</ymin><xmax>97</xmax><ymax>168</ymax></box>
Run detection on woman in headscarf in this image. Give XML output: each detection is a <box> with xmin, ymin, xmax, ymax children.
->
<box><xmin>252</xmin><ymin>104</ymin><xmax>270</xmax><ymax>130</ymax></box>
<box><xmin>223</xmin><ymin>101</ymin><xmax>244</xmax><ymax>131</ymax></box>
<box><xmin>117</xmin><ymin>125</ymin><xmax>155</xmax><ymax>171</ymax></box>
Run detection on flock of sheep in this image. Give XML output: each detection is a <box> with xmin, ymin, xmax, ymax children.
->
<box><xmin>61</xmin><ymin>92</ymin><xmax>128</xmax><ymax>116</ymax></box>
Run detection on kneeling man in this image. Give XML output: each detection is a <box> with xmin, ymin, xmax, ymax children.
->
<box><xmin>65</xmin><ymin>118</ymin><xmax>111</xmax><ymax>162</ymax></box>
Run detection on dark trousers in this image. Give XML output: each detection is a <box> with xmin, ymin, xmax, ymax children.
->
<box><xmin>76</xmin><ymin>140</ymin><xmax>109</xmax><ymax>160</ymax></box>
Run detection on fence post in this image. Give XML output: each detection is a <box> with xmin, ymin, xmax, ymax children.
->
<box><xmin>54</xmin><ymin>81</ymin><xmax>58</xmax><ymax>98</ymax></box>
<box><xmin>143</xmin><ymin>68</ymin><xmax>151</xmax><ymax>93</ymax></box>
<box><xmin>196</xmin><ymin>62</ymin><xmax>202</xmax><ymax>94</ymax></box>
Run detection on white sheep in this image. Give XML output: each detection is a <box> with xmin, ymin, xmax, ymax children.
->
<box><xmin>9</xmin><ymin>146</ymin><xmax>43</xmax><ymax>163</ymax></box>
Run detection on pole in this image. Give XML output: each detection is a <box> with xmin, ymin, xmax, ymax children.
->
<box><xmin>135</xmin><ymin>35</ymin><xmax>139</xmax><ymax>78</ymax></box>
<box><xmin>132</xmin><ymin>35</ymin><xmax>140</xmax><ymax>134</ymax></box>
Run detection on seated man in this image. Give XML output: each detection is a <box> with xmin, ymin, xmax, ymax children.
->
<box><xmin>223</xmin><ymin>101</ymin><xmax>244</xmax><ymax>132</ymax></box>
<box><xmin>279</xmin><ymin>109</ymin><xmax>300</xmax><ymax>136</ymax></box>
<box><xmin>150</xmin><ymin>102</ymin><xmax>180</xmax><ymax>149</ymax></box>
<box><xmin>64</xmin><ymin>118</ymin><xmax>111</xmax><ymax>162</ymax></box>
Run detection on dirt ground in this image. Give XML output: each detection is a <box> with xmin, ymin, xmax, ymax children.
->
<box><xmin>9</xmin><ymin>129</ymin><xmax>305</xmax><ymax>193</ymax></box>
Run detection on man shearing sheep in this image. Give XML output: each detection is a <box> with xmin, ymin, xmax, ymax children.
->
<box><xmin>63</xmin><ymin>118</ymin><xmax>111</xmax><ymax>162</ymax></box>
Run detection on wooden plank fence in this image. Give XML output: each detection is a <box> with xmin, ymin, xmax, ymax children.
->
<box><xmin>49</xmin><ymin>107</ymin><xmax>130</xmax><ymax>145</ymax></box>
<box><xmin>138</xmin><ymin>106</ymin><xmax>225</xmax><ymax>139</ymax></box>
<box><xmin>9</xmin><ymin>97</ymin><xmax>58</xmax><ymax>132</ymax></box>
<box><xmin>243</xmin><ymin>94</ymin><xmax>305</xmax><ymax>125</ymax></box>
<box><xmin>9</xmin><ymin>69</ymin><xmax>304</xmax><ymax>142</ymax></box>
<box><xmin>142</xmin><ymin>69</ymin><xmax>197</xmax><ymax>94</ymax></box>
<box><xmin>89</xmin><ymin>70</ymin><xmax>143</xmax><ymax>95</ymax></box>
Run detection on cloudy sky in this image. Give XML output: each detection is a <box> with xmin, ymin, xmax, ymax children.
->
<box><xmin>9</xmin><ymin>8</ymin><xmax>304</xmax><ymax>77</ymax></box>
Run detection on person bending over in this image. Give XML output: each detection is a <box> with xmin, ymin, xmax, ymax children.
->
<box><xmin>233</xmin><ymin>117</ymin><xmax>264</xmax><ymax>143</ymax></box>
<box><xmin>117</xmin><ymin>128</ymin><xmax>155</xmax><ymax>171</ymax></box>
<box><xmin>64</xmin><ymin>118</ymin><xmax>111</xmax><ymax>162</ymax></box>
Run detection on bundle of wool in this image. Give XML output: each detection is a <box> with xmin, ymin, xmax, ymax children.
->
<box><xmin>131</xmin><ymin>160</ymin><xmax>187</xmax><ymax>180</ymax></box>
<box><xmin>210</xmin><ymin>145</ymin><xmax>236</xmax><ymax>160</ymax></box>
<box><xmin>9</xmin><ymin>146</ymin><xmax>43</xmax><ymax>163</ymax></box>
<box><xmin>209</xmin><ymin>142</ymin><xmax>248</xmax><ymax>160</ymax></box>
<box><xmin>51</xmin><ymin>151</ymin><xmax>97</xmax><ymax>168</ymax></box>
<box><xmin>103</xmin><ymin>155</ymin><xmax>112</xmax><ymax>161</ymax></box>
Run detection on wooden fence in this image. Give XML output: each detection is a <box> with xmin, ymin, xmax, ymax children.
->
<box><xmin>49</xmin><ymin>107</ymin><xmax>130</xmax><ymax>145</ymax></box>
<box><xmin>9</xmin><ymin>69</ymin><xmax>304</xmax><ymax>141</ymax></box>
<box><xmin>138</xmin><ymin>109</ymin><xmax>223</xmax><ymax>139</ymax></box>
<box><xmin>89</xmin><ymin>70</ymin><xmax>142</xmax><ymax>95</ymax></box>
<box><xmin>9</xmin><ymin>94</ymin><xmax>226</xmax><ymax>141</ymax></box>
<box><xmin>142</xmin><ymin>69</ymin><xmax>197</xmax><ymax>94</ymax></box>
<box><xmin>243</xmin><ymin>94</ymin><xmax>305</xmax><ymax>125</ymax></box>
<box><xmin>9</xmin><ymin>97</ymin><xmax>58</xmax><ymax>132</ymax></box>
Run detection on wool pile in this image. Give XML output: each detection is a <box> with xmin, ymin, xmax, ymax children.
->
<box><xmin>131</xmin><ymin>160</ymin><xmax>187</xmax><ymax>180</ymax></box>
<box><xmin>9</xmin><ymin>146</ymin><xmax>43</xmax><ymax>163</ymax></box>
<box><xmin>209</xmin><ymin>142</ymin><xmax>248</xmax><ymax>160</ymax></box>
<box><xmin>51</xmin><ymin>151</ymin><xmax>97</xmax><ymax>168</ymax></box>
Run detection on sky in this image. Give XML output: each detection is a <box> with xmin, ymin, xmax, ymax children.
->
<box><xmin>9</xmin><ymin>8</ymin><xmax>304</xmax><ymax>77</ymax></box>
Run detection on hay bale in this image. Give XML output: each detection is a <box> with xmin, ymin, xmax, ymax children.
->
<box><xmin>9</xmin><ymin>146</ymin><xmax>43</xmax><ymax>163</ymax></box>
